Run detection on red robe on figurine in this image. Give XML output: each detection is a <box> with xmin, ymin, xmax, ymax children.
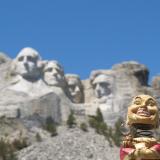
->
<box><xmin>120</xmin><ymin>143</ymin><xmax>160</xmax><ymax>160</ymax></box>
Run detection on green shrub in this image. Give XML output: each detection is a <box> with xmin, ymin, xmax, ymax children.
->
<box><xmin>12</xmin><ymin>138</ymin><xmax>28</xmax><ymax>150</ymax></box>
<box><xmin>88</xmin><ymin>109</ymin><xmax>108</xmax><ymax>135</ymax></box>
<box><xmin>5</xmin><ymin>151</ymin><xmax>17</xmax><ymax>160</ymax></box>
<box><xmin>98</xmin><ymin>122</ymin><xmax>108</xmax><ymax>135</ymax></box>
<box><xmin>44</xmin><ymin>117</ymin><xmax>57</xmax><ymax>137</ymax></box>
<box><xmin>0</xmin><ymin>138</ymin><xmax>17</xmax><ymax>160</ymax></box>
<box><xmin>111</xmin><ymin>117</ymin><xmax>123</xmax><ymax>146</ymax></box>
<box><xmin>88</xmin><ymin>117</ymin><xmax>97</xmax><ymax>128</ymax></box>
<box><xmin>89</xmin><ymin>108</ymin><xmax>108</xmax><ymax>133</ymax></box>
<box><xmin>80</xmin><ymin>122</ymin><xmax>88</xmax><ymax>132</ymax></box>
<box><xmin>108</xmin><ymin>127</ymin><xmax>113</xmax><ymax>138</ymax></box>
<box><xmin>67</xmin><ymin>110</ymin><xmax>76</xmax><ymax>128</ymax></box>
<box><xmin>36</xmin><ymin>133</ymin><xmax>42</xmax><ymax>142</ymax></box>
<box><xmin>95</xmin><ymin>108</ymin><xmax>104</xmax><ymax>123</ymax></box>
<box><xmin>0</xmin><ymin>138</ymin><xmax>9</xmax><ymax>160</ymax></box>
<box><xmin>88</xmin><ymin>109</ymin><xmax>124</xmax><ymax>147</ymax></box>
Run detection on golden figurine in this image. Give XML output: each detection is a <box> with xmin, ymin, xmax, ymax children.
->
<box><xmin>120</xmin><ymin>95</ymin><xmax>160</xmax><ymax>160</ymax></box>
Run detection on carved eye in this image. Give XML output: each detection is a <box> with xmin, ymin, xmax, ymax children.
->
<box><xmin>147</xmin><ymin>99</ymin><xmax>156</xmax><ymax>106</ymax></box>
<box><xmin>69</xmin><ymin>84</ymin><xmax>76</xmax><ymax>91</ymax></box>
<box><xmin>45</xmin><ymin>67</ymin><xmax>52</xmax><ymax>72</ymax></box>
<box><xmin>27</xmin><ymin>56</ymin><xmax>36</xmax><ymax>62</ymax></box>
<box><xmin>134</xmin><ymin>98</ymin><xmax>142</xmax><ymax>105</ymax></box>
<box><xmin>18</xmin><ymin>56</ymin><xmax>24</xmax><ymax>61</ymax></box>
<box><xmin>101</xmin><ymin>82</ymin><xmax>110</xmax><ymax>87</ymax></box>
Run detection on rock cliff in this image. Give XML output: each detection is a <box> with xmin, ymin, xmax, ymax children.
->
<box><xmin>0</xmin><ymin>48</ymin><xmax>159</xmax><ymax>160</ymax></box>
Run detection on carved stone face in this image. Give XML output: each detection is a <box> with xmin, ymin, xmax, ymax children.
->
<box><xmin>127</xmin><ymin>95</ymin><xmax>159</xmax><ymax>128</ymax></box>
<box><xmin>15</xmin><ymin>47</ymin><xmax>40</xmax><ymax>80</ymax></box>
<box><xmin>92</xmin><ymin>74</ymin><xmax>113</xmax><ymax>99</ymax></box>
<box><xmin>65</xmin><ymin>74</ymin><xmax>83</xmax><ymax>103</ymax></box>
<box><xmin>43</xmin><ymin>61</ymin><xmax>65</xmax><ymax>87</ymax></box>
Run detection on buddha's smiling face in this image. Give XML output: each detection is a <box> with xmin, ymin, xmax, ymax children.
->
<box><xmin>127</xmin><ymin>95</ymin><xmax>159</xmax><ymax>128</ymax></box>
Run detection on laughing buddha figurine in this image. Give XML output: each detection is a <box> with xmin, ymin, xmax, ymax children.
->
<box><xmin>120</xmin><ymin>95</ymin><xmax>160</xmax><ymax>160</ymax></box>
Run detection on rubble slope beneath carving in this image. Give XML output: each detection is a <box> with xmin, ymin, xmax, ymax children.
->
<box><xmin>18</xmin><ymin>126</ymin><xmax>119</xmax><ymax>160</ymax></box>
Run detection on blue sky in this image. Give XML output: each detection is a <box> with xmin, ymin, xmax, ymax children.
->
<box><xmin>0</xmin><ymin>0</ymin><xmax>160</xmax><ymax>82</ymax></box>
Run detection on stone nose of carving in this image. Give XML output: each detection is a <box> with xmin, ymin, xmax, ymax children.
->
<box><xmin>95</xmin><ymin>83</ymin><xmax>101</xmax><ymax>90</ymax></box>
<box><xmin>75</xmin><ymin>86</ymin><xmax>80</xmax><ymax>92</ymax></box>
<box><xmin>52</xmin><ymin>69</ymin><xmax>58</xmax><ymax>75</ymax></box>
<box><xmin>23</xmin><ymin>56</ymin><xmax>28</xmax><ymax>64</ymax></box>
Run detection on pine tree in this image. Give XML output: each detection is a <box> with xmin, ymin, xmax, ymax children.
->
<box><xmin>44</xmin><ymin>117</ymin><xmax>57</xmax><ymax>136</ymax></box>
<box><xmin>80</xmin><ymin>122</ymin><xmax>88</xmax><ymax>132</ymax></box>
<box><xmin>95</xmin><ymin>108</ymin><xmax>104</xmax><ymax>123</ymax></box>
<box><xmin>112</xmin><ymin>117</ymin><xmax>123</xmax><ymax>146</ymax></box>
<box><xmin>67</xmin><ymin>110</ymin><xmax>76</xmax><ymax>128</ymax></box>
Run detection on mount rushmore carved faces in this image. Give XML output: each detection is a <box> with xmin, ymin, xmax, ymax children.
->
<box><xmin>14</xmin><ymin>47</ymin><xmax>41</xmax><ymax>81</ymax></box>
<box><xmin>8</xmin><ymin>47</ymin><xmax>52</xmax><ymax>96</ymax></box>
<box><xmin>65</xmin><ymin>74</ymin><xmax>84</xmax><ymax>103</ymax></box>
<box><xmin>89</xmin><ymin>71</ymin><xmax>117</xmax><ymax>125</ymax></box>
<box><xmin>91</xmin><ymin>74</ymin><xmax>114</xmax><ymax>100</ymax></box>
<box><xmin>43</xmin><ymin>61</ymin><xmax>65</xmax><ymax>88</ymax></box>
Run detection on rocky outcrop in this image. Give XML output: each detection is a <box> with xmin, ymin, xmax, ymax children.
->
<box><xmin>0</xmin><ymin>52</ymin><xmax>11</xmax><ymax>64</ymax></box>
<box><xmin>112</xmin><ymin>61</ymin><xmax>149</xmax><ymax>86</ymax></box>
<box><xmin>0</xmin><ymin>53</ymin><xmax>12</xmax><ymax>89</ymax></box>
<box><xmin>83</xmin><ymin>61</ymin><xmax>155</xmax><ymax>126</ymax></box>
<box><xmin>0</xmin><ymin>48</ymin><xmax>72</xmax><ymax>124</ymax></box>
<box><xmin>0</xmin><ymin>51</ymin><xmax>156</xmax><ymax>127</ymax></box>
<box><xmin>152</xmin><ymin>76</ymin><xmax>160</xmax><ymax>90</ymax></box>
<box><xmin>17</xmin><ymin>127</ymin><xmax>119</xmax><ymax>160</ymax></box>
<box><xmin>0</xmin><ymin>48</ymin><xmax>160</xmax><ymax>160</ymax></box>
